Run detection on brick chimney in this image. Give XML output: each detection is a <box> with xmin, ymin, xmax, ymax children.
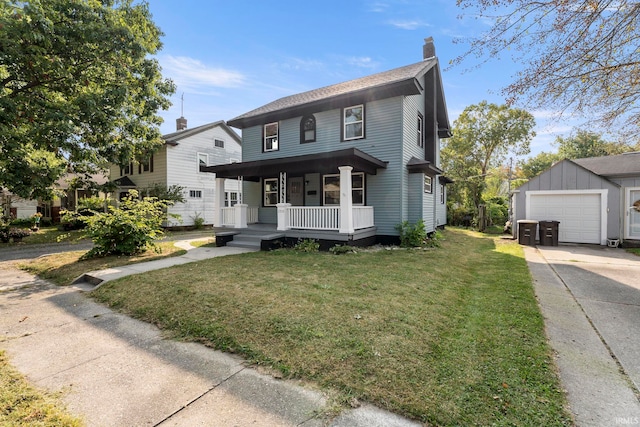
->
<box><xmin>176</xmin><ymin>116</ymin><xmax>187</xmax><ymax>131</ymax></box>
<box><xmin>423</xmin><ymin>36</ymin><xmax>435</xmax><ymax>60</ymax></box>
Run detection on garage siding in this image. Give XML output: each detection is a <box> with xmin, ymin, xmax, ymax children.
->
<box><xmin>514</xmin><ymin>159</ymin><xmax>621</xmax><ymax>243</ymax></box>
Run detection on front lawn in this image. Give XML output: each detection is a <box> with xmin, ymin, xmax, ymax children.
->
<box><xmin>90</xmin><ymin>229</ymin><xmax>573</xmax><ymax>426</ymax></box>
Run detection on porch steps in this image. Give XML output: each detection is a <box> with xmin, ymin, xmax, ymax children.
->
<box><xmin>224</xmin><ymin>227</ymin><xmax>284</xmax><ymax>250</ymax></box>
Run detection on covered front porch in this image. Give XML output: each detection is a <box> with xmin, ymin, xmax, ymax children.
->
<box><xmin>203</xmin><ymin>148</ymin><xmax>387</xmax><ymax>238</ymax></box>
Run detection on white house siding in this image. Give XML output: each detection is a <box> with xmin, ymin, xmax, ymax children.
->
<box><xmin>514</xmin><ymin>160</ymin><xmax>621</xmax><ymax>241</ymax></box>
<box><xmin>166</xmin><ymin>126</ymin><xmax>242</xmax><ymax>226</ymax></box>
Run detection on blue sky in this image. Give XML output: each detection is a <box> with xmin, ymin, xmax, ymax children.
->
<box><xmin>148</xmin><ymin>0</ymin><xmax>576</xmax><ymax>159</ymax></box>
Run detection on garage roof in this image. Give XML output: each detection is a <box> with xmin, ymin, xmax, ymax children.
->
<box><xmin>573</xmin><ymin>152</ymin><xmax>640</xmax><ymax>177</ymax></box>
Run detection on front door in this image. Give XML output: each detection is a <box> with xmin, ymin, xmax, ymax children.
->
<box><xmin>288</xmin><ymin>176</ymin><xmax>304</xmax><ymax>206</ymax></box>
<box><xmin>626</xmin><ymin>187</ymin><xmax>640</xmax><ymax>240</ymax></box>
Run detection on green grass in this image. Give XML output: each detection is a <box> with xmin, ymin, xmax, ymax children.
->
<box><xmin>18</xmin><ymin>242</ymin><xmax>187</xmax><ymax>286</ymax></box>
<box><xmin>626</xmin><ymin>248</ymin><xmax>640</xmax><ymax>256</ymax></box>
<box><xmin>89</xmin><ymin>229</ymin><xmax>573</xmax><ymax>426</ymax></box>
<box><xmin>0</xmin><ymin>351</ymin><xmax>83</xmax><ymax>426</ymax></box>
<box><xmin>1</xmin><ymin>227</ymin><xmax>88</xmax><ymax>246</ymax></box>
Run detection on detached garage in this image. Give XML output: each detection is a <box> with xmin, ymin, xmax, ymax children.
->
<box><xmin>513</xmin><ymin>159</ymin><xmax>621</xmax><ymax>246</ymax></box>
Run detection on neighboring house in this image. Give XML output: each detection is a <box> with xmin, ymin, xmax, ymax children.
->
<box><xmin>204</xmin><ymin>38</ymin><xmax>452</xmax><ymax>248</ymax></box>
<box><xmin>109</xmin><ymin>119</ymin><xmax>242</xmax><ymax>227</ymax></box>
<box><xmin>1</xmin><ymin>189</ymin><xmax>37</xmax><ymax>220</ymax></box>
<box><xmin>513</xmin><ymin>152</ymin><xmax>640</xmax><ymax>246</ymax></box>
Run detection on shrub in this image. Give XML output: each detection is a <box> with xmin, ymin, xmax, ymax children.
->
<box><xmin>191</xmin><ymin>212</ymin><xmax>205</xmax><ymax>229</ymax></box>
<box><xmin>330</xmin><ymin>244</ymin><xmax>357</xmax><ymax>255</ymax></box>
<box><xmin>81</xmin><ymin>190</ymin><xmax>176</xmax><ymax>258</ymax></box>
<box><xmin>8</xmin><ymin>228</ymin><xmax>31</xmax><ymax>239</ymax></box>
<box><xmin>395</xmin><ymin>219</ymin><xmax>427</xmax><ymax>247</ymax></box>
<box><xmin>78</xmin><ymin>196</ymin><xmax>109</xmax><ymax>212</ymax></box>
<box><xmin>293</xmin><ymin>238</ymin><xmax>319</xmax><ymax>252</ymax></box>
<box><xmin>59</xmin><ymin>209</ymin><xmax>92</xmax><ymax>231</ymax></box>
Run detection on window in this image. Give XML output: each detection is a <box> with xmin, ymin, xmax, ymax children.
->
<box><xmin>322</xmin><ymin>172</ymin><xmax>365</xmax><ymax>205</ymax></box>
<box><xmin>189</xmin><ymin>190</ymin><xmax>202</xmax><ymax>198</ymax></box>
<box><xmin>300</xmin><ymin>115</ymin><xmax>316</xmax><ymax>143</ymax></box>
<box><xmin>264</xmin><ymin>178</ymin><xmax>278</xmax><ymax>206</ymax></box>
<box><xmin>424</xmin><ymin>175</ymin><xmax>432</xmax><ymax>193</ymax></box>
<box><xmin>225</xmin><ymin>191</ymin><xmax>239</xmax><ymax>207</ymax></box>
<box><xmin>440</xmin><ymin>184</ymin><xmax>445</xmax><ymax>204</ymax></box>
<box><xmin>197</xmin><ymin>153</ymin><xmax>208</xmax><ymax>171</ymax></box>
<box><xmin>139</xmin><ymin>155</ymin><xmax>153</xmax><ymax>174</ymax></box>
<box><xmin>417</xmin><ymin>113</ymin><xmax>424</xmax><ymax>148</ymax></box>
<box><xmin>214</xmin><ymin>138</ymin><xmax>224</xmax><ymax>148</ymax></box>
<box><xmin>343</xmin><ymin>104</ymin><xmax>364</xmax><ymax>141</ymax></box>
<box><xmin>120</xmin><ymin>162</ymin><xmax>133</xmax><ymax>176</ymax></box>
<box><xmin>264</xmin><ymin>122</ymin><xmax>279</xmax><ymax>152</ymax></box>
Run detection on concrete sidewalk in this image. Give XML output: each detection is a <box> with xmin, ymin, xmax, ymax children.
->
<box><xmin>0</xmin><ymin>239</ymin><xmax>421</xmax><ymax>427</ymax></box>
<box><xmin>524</xmin><ymin>244</ymin><xmax>640</xmax><ymax>427</ymax></box>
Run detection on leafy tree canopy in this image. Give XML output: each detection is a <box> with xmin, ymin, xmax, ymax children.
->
<box><xmin>453</xmin><ymin>0</ymin><xmax>640</xmax><ymax>137</ymax></box>
<box><xmin>0</xmin><ymin>0</ymin><xmax>175</xmax><ymax>200</ymax></box>
<box><xmin>441</xmin><ymin>101</ymin><xmax>536</xmax><ymax>209</ymax></box>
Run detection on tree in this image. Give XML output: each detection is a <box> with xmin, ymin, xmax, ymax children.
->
<box><xmin>0</xmin><ymin>0</ymin><xmax>175</xmax><ymax>200</ymax></box>
<box><xmin>441</xmin><ymin>101</ymin><xmax>536</xmax><ymax>211</ymax></box>
<box><xmin>517</xmin><ymin>151</ymin><xmax>562</xmax><ymax>179</ymax></box>
<box><xmin>555</xmin><ymin>129</ymin><xmax>634</xmax><ymax>159</ymax></box>
<box><xmin>453</xmin><ymin>1</ymin><xmax>640</xmax><ymax>137</ymax></box>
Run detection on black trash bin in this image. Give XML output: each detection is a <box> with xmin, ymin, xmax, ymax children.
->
<box><xmin>538</xmin><ymin>220</ymin><xmax>560</xmax><ymax>246</ymax></box>
<box><xmin>517</xmin><ymin>220</ymin><xmax>538</xmax><ymax>246</ymax></box>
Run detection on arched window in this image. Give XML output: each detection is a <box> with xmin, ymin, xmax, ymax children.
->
<box><xmin>300</xmin><ymin>115</ymin><xmax>316</xmax><ymax>143</ymax></box>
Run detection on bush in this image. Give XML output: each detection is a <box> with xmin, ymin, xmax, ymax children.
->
<box><xmin>81</xmin><ymin>190</ymin><xmax>176</xmax><ymax>258</ymax></box>
<box><xmin>191</xmin><ymin>212</ymin><xmax>205</xmax><ymax>229</ymax></box>
<box><xmin>59</xmin><ymin>209</ymin><xmax>92</xmax><ymax>231</ymax></box>
<box><xmin>293</xmin><ymin>238</ymin><xmax>319</xmax><ymax>252</ymax></box>
<box><xmin>78</xmin><ymin>196</ymin><xmax>109</xmax><ymax>212</ymax></box>
<box><xmin>395</xmin><ymin>219</ymin><xmax>427</xmax><ymax>247</ymax></box>
<box><xmin>330</xmin><ymin>244</ymin><xmax>357</xmax><ymax>255</ymax></box>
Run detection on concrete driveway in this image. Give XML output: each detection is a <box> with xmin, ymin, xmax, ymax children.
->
<box><xmin>524</xmin><ymin>244</ymin><xmax>640</xmax><ymax>426</ymax></box>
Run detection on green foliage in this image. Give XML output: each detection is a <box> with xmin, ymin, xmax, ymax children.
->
<box><xmin>81</xmin><ymin>190</ymin><xmax>175</xmax><ymax>258</ymax></box>
<box><xmin>142</xmin><ymin>183</ymin><xmax>186</xmax><ymax>203</ymax></box>
<box><xmin>191</xmin><ymin>212</ymin><xmax>205</xmax><ymax>229</ymax></box>
<box><xmin>447</xmin><ymin>205</ymin><xmax>475</xmax><ymax>227</ymax></box>
<box><xmin>78</xmin><ymin>196</ymin><xmax>108</xmax><ymax>212</ymax></box>
<box><xmin>59</xmin><ymin>209</ymin><xmax>91</xmax><ymax>231</ymax></box>
<box><xmin>517</xmin><ymin>151</ymin><xmax>563</xmax><ymax>179</ymax></box>
<box><xmin>329</xmin><ymin>244</ymin><xmax>357</xmax><ymax>255</ymax></box>
<box><xmin>395</xmin><ymin>219</ymin><xmax>427</xmax><ymax>247</ymax></box>
<box><xmin>293</xmin><ymin>238</ymin><xmax>319</xmax><ymax>252</ymax></box>
<box><xmin>441</xmin><ymin>101</ymin><xmax>536</xmax><ymax>211</ymax></box>
<box><xmin>0</xmin><ymin>0</ymin><xmax>176</xmax><ymax>199</ymax></box>
<box><xmin>555</xmin><ymin>129</ymin><xmax>635</xmax><ymax>159</ymax></box>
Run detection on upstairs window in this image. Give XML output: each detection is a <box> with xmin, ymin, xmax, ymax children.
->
<box><xmin>139</xmin><ymin>155</ymin><xmax>153</xmax><ymax>174</ymax></box>
<box><xmin>214</xmin><ymin>138</ymin><xmax>225</xmax><ymax>148</ymax></box>
<box><xmin>120</xmin><ymin>162</ymin><xmax>133</xmax><ymax>176</ymax></box>
<box><xmin>264</xmin><ymin>122</ymin><xmax>279</xmax><ymax>152</ymax></box>
<box><xmin>300</xmin><ymin>115</ymin><xmax>316</xmax><ymax>143</ymax></box>
<box><xmin>417</xmin><ymin>113</ymin><xmax>424</xmax><ymax>148</ymax></box>
<box><xmin>343</xmin><ymin>104</ymin><xmax>364</xmax><ymax>141</ymax></box>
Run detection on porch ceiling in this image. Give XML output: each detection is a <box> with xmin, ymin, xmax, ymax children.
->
<box><xmin>202</xmin><ymin>148</ymin><xmax>388</xmax><ymax>181</ymax></box>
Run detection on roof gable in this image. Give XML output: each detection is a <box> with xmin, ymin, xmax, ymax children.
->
<box><xmin>227</xmin><ymin>58</ymin><xmax>449</xmax><ymax>130</ymax></box>
<box><xmin>163</xmin><ymin>120</ymin><xmax>241</xmax><ymax>146</ymax></box>
<box><xmin>573</xmin><ymin>152</ymin><xmax>640</xmax><ymax>177</ymax></box>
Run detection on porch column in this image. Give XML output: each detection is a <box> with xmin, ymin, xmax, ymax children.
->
<box><xmin>213</xmin><ymin>178</ymin><xmax>225</xmax><ymax>227</ymax></box>
<box><xmin>339</xmin><ymin>166</ymin><xmax>354</xmax><ymax>234</ymax></box>
<box><xmin>234</xmin><ymin>204</ymin><xmax>248</xmax><ymax>228</ymax></box>
<box><xmin>277</xmin><ymin>203</ymin><xmax>291</xmax><ymax>231</ymax></box>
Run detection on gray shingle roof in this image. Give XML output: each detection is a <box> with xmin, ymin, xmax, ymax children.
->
<box><xmin>228</xmin><ymin>58</ymin><xmax>442</xmax><ymax>128</ymax></box>
<box><xmin>162</xmin><ymin>120</ymin><xmax>241</xmax><ymax>145</ymax></box>
<box><xmin>573</xmin><ymin>152</ymin><xmax>640</xmax><ymax>177</ymax></box>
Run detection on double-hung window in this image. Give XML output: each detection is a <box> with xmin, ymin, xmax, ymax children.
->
<box><xmin>301</xmin><ymin>115</ymin><xmax>316</xmax><ymax>143</ymax></box>
<box><xmin>440</xmin><ymin>184</ymin><xmax>445</xmax><ymax>204</ymax></box>
<box><xmin>139</xmin><ymin>155</ymin><xmax>153</xmax><ymax>174</ymax></box>
<box><xmin>189</xmin><ymin>190</ymin><xmax>202</xmax><ymax>198</ymax></box>
<box><xmin>264</xmin><ymin>122</ymin><xmax>279</xmax><ymax>152</ymax></box>
<box><xmin>343</xmin><ymin>104</ymin><xmax>364</xmax><ymax>140</ymax></box>
<box><xmin>424</xmin><ymin>175</ymin><xmax>432</xmax><ymax>193</ymax></box>
<box><xmin>264</xmin><ymin>178</ymin><xmax>278</xmax><ymax>206</ymax></box>
<box><xmin>225</xmin><ymin>192</ymin><xmax>238</xmax><ymax>207</ymax></box>
<box><xmin>322</xmin><ymin>173</ymin><xmax>365</xmax><ymax>205</ymax></box>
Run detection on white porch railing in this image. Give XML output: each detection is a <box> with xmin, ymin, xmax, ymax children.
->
<box><xmin>285</xmin><ymin>206</ymin><xmax>374</xmax><ymax>231</ymax></box>
<box><xmin>221</xmin><ymin>206</ymin><xmax>258</xmax><ymax>227</ymax></box>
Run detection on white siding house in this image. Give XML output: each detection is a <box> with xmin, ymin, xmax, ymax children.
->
<box><xmin>109</xmin><ymin>119</ymin><xmax>242</xmax><ymax>227</ymax></box>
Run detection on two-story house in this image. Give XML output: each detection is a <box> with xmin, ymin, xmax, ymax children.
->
<box><xmin>204</xmin><ymin>38</ymin><xmax>452</xmax><ymax>248</ymax></box>
<box><xmin>110</xmin><ymin>119</ymin><xmax>242</xmax><ymax>227</ymax></box>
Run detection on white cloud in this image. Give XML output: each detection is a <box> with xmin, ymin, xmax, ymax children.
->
<box><xmin>345</xmin><ymin>56</ymin><xmax>379</xmax><ymax>69</ymax></box>
<box><xmin>159</xmin><ymin>55</ymin><xmax>245</xmax><ymax>90</ymax></box>
<box><xmin>368</xmin><ymin>1</ymin><xmax>389</xmax><ymax>12</ymax></box>
<box><xmin>388</xmin><ymin>19</ymin><xmax>431</xmax><ymax>30</ymax></box>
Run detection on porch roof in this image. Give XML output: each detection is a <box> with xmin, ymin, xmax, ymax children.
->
<box><xmin>201</xmin><ymin>148</ymin><xmax>388</xmax><ymax>181</ymax></box>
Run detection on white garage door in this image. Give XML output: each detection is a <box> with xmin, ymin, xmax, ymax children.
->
<box><xmin>528</xmin><ymin>192</ymin><xmax>602</xmax><ymax>244</ymax></box>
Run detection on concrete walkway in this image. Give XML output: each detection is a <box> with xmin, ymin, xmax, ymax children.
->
<box><xmin>524</xmin><ymin>244</ymin><xmax>640</xmax><ymax>427</ymax></box>
<box><xmin>0</xmin><ymin>239</ymin><xmax>421</xmax><ymax>427</ymax></box>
